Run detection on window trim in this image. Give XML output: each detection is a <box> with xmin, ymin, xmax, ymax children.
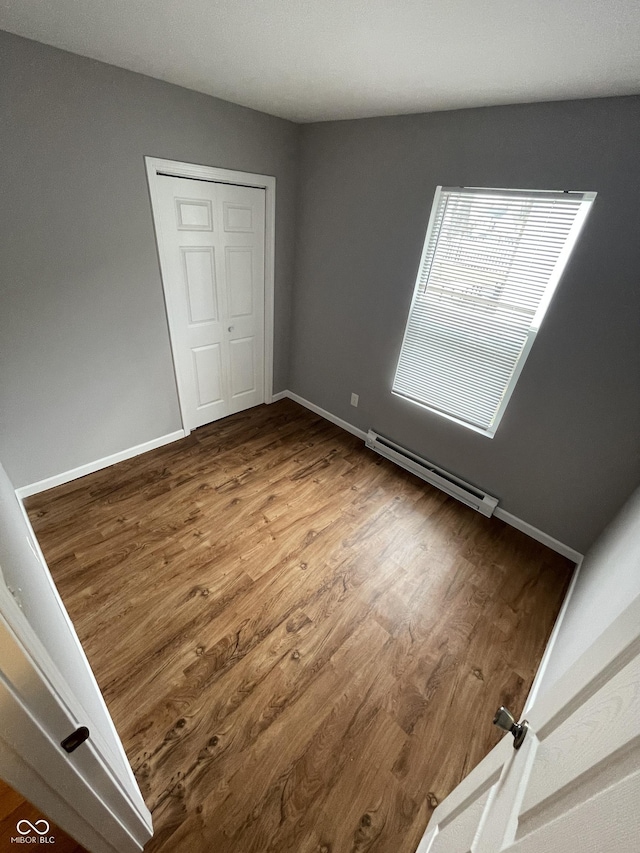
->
<box><xmin>392</xmin><ymin>186</ymin><xmax>596</xmax><ymax>438</ymax></box>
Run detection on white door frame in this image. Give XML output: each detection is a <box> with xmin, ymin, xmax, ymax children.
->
<box><xmin>0</xmin><ymin>599</ymin><xmax>151</xmax><ymax>853</ymax></box>
<box><xmin>145</xmin><ymin>156</ymin><xmax>276</xmax><ymax>434</ymax></box>
<box><xmin>0</xmin><ymin>461</ymin><xmax>152</xmax><ymax>852</ymax></box>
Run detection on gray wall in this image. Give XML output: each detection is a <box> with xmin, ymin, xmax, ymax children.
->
<box><xmin>0</xmin><ymin>31</ymin><xmax>299</xmax><ymax>488</ymax></box>
<box><xmin>1</xmin><ymin>31</ymin><xmax>638</xmax><ymax>552</ymax></box>
<box><xmin>290</xmin><ymin>98</ymin><xmax>640</xmax><ymax>552</ymax></box>
<box><xmin>537</xmin><ymin>485</ymin><xmax>640</xmax><ymax>697</ymax></box>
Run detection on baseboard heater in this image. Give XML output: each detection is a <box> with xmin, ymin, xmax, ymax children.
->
<box><xmin>365</xmin><ymin>430</ymin><xmax>499</xmax><ymax>518</ymax></box>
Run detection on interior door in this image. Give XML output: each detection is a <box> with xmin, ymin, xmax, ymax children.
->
<box><xmin>153</xmin><ymin>175</ymin><xmax>266</xmax><ymax>430</ymax></box>
<box><xmin>0</xmin><ymin>460</ymin><xmax>152</xmax><ymax>852</ymax></box>
<box><xmin>415</xmin><ymin>590</ymin><xmax>640</xmax><ymax>853</ymax></box>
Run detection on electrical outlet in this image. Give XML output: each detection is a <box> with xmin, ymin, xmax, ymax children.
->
<box><xmin>350</xmin><ymin>393</ymin><xmax>359</xmax><ymax>407</ymax></box>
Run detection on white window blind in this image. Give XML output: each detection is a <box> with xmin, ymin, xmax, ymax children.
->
<box><xmin>393</xmin><ymin>186</ymin><xmax>596</xmax><ymax>436</ymax></box>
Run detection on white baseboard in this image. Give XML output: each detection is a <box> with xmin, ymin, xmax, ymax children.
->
<box><xmin>277</xmin><ymin>390</ymin><xmax>582</xmax><ymax>564</ymax></box>
<box><xmin>15</xmin><ymin>430</ymin><xmax>186</xmax><ymax>499</ymax></box>
<box><xmin>523</xmin><ymin>554</ymin><xmax>584</xmax><ymax>714</ymax></box>
<box><xmin>493</xmin><ymin>508</ymin><xmax>583</xmax><ymax>563</ymax></box>
<box><xmin>21</xmin><ymin>393</ymin><xmax>584</xmax><ymax>566</ymax></box>
<box><xmin>281</xmin><ymin>390</ymin><xmax>368</xmax><ymax>441</ymax></box>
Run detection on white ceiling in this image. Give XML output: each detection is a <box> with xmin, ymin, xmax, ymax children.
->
<box><xmin>2</xmin><ymin>0</ymin><xmax>639</xmax><ymax>123</ymax></box>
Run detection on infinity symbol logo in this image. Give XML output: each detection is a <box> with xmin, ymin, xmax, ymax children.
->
<box><xmin>16</xmin><ymin>819</ymin><xmax>50</xmax><ymax>835</ymax></box>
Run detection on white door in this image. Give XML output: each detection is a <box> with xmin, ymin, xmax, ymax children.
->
<box><xmin>153</xmin><ymin>174</ymin><xmax>266</xmax><ymax>430</ymax></box>
<box><xmin>415</xmin><ymin>589</ymin><xmax>640</xmax><ymax>853</ymax></box>
<box><xmin>0</xmin><ymin>461</ymin><xmax>152</xmax><ymax>853</ymax></box>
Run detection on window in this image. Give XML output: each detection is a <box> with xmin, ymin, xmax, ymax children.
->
<box><xmin>392</xmin><ymin>186</ymin><xmax>596</xmax><ymax>437</ymax></box>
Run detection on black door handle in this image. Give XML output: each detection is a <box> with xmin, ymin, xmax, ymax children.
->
<box><xmin>61</xmin><ymin>726</ymin><xmax>90</xmax><ymax>753</ymax></box>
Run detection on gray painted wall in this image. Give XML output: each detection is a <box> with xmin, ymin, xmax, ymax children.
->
<box><xmin>537</xmin><ymin>485</ymin><xmax>640</xmax><ymax>698</ymax></box>
<box><xmin>0</xmin><ymin>31</ymin><xmax>299</xmax><ymax>488</ymax></box>
<box><xmin>1</xmin><ymin>31</ymin><xmax>638</xmax><ymax>553</ymax></box>
<box><xmin>290</xmin><ymin>98</ymin><xmax>640</xmax><ymax>552</ymax></box>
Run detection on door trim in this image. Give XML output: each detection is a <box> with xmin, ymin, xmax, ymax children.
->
<box><xmin>145</xmin><ymin>157</ymin><xmax>276</xmax><ymax>434</ymax></box>
<box><xmin>0</xmin><ymin>469</ymin><xmax>152</xmax><ymax>851</ymax></box>
<box><xmin>0</xmin><ymin>610</ymin><xmax>150</xmax><ymax>853</ymax></box>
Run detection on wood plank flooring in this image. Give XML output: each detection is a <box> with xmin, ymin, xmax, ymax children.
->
<box><xmin>26</xmin><ymin>400</ymin><xmax>573</xmax><ymax>853</ymax></box>
<box><xmin>0</xmin><ymin>780</ymin><xmax>86</xmax><ymax>852</ymax></box>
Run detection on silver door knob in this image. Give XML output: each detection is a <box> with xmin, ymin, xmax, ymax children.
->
<box><xmin>228</xmin><ymin>325</ymin><xmax>234</xmax><ymax>332</ymax></box>
<box><xmin>493</xmin><ymin>706</ymin><xmax>529</xmax><ymax>749</ymax></box>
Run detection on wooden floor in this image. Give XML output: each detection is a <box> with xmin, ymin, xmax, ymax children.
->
<box><xmin>0</xmin><ymin>780</ymin><xmax>86</xmax><ymax>852</ymax></box>
<box><xmin>26</xmin><ymin>400</ymin><xmax>572</xmax><ymax>853</ymax></box>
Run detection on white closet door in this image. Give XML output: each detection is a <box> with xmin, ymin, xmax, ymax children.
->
<box><xmin>154</xmin><ymin>175</ymin><xmax>265</xmax><ymax>430</ymax></box>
